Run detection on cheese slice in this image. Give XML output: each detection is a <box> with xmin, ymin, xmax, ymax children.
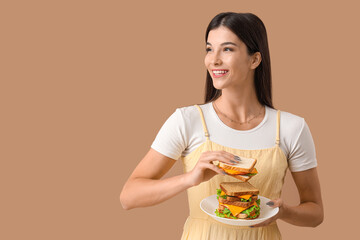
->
<box><xmin>222</xmin><ymin>168</ymin><xmax>245</xmax><ymax>175</ymax></box>
<box><xmin>222</xmin><ymin>167</ymin><xmax>258</xmax><ymax>175</ymax></box>
<box><xmin>221</xmin><ymin>203</ymin><xmax>247</xmax><ymax>217</ymax></box>
<box><xmin>221</xmin><ymin>201</ymin><xmax>257</xmax><ymax>217</ymax></box>
<box><xmin>238</xmin><ymin>194</ymin><xmax>252</xmax><ymax>200</ymax></box>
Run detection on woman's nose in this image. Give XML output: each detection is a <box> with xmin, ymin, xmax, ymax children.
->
<box><xmin>212</xmin><ymin>52</ymin><xmax>222</xmax><ymax>65</ymax></box>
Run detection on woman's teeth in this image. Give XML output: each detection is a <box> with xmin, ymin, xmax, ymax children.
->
<box><xmin>212</xmin><ymin>70</ymin><xmax>229</xmax><ymax>77</ymax></box>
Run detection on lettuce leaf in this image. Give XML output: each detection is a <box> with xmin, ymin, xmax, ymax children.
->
<box><xmin>215</xmin><ymin>209</ymin><xmax>225</xmax><ymax>217</ymax></box>
<box><xmin>246</xmin><ymin>172</ymin><xmax>258</xmax><ymax>176</ymax></box>
<box><xmin>223</xmin><ymin>207</ymin><xmax>231</xmax><ymax>217</ymax></box>
<box><xmin>240</xmin><ymin>197</ymin><xmax>252</xmax><ymax>202</ymax></box>
<box><xmin>240</xmin><ymin>199</ymin><xmax>261</xmax><ymax>217</ymax></box>
<box><xmin>248</xmin><ymin>209</ymin><xmax>260</xmax><ymax>219</ymax></box>
<box><xmin>215</xmin><ymin>208</ymin><xmax>237</xmax><ymax>219</ymax></box>
<box><xmin>216</xmin><ymin>188</ymin><xmax>227</xmax><ymax>199</ymax></box>
<box><xmin>216</xmin><ymin>189</ymin><xmax>221</xmax><ymax>199</ymax></box>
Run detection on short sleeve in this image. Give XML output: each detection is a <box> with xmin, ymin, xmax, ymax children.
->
<box><xmin>288</xmin><ymin>119</ymin><xmax>318</xmax><ymax>172</ymax></box>
<box><xmin>150</xmin><ymin>108</ymin><xmax>187</xmax><ymax>161</ymax></box>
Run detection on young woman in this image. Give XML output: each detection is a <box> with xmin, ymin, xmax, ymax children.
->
<box><xmin>120</xmin><ymin>12</ymin><xmax>323</xmax><ymax>239</ymax></box>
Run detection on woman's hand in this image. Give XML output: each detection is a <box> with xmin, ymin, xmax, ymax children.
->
<box><xmin>250</xmin><ymin>199</ymin><xmax>286</xmax><ymax>228</ymax></box>
<box><xmin>250</xmin><ymin>168</ymin><xmax>324</xmax><ymax>228</ymax></box>
<box><xmin>187</xmin><ymin>150</ymin><xmax>239</xmax><ymax>187</ymax></box>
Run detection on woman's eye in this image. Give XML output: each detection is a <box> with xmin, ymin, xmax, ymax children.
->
<box><xmin>205</xmin><ymin>47</ymin><xmax>232</xmax><ymax>52</ymax></box>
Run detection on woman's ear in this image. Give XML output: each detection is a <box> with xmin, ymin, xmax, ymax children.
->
<box><xmin>250</xmin><ymin>52</ymin><xmax>262</xmax><ymax>69</ymax></box>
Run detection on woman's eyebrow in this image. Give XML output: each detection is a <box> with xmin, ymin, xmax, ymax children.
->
<box><xmin>206</xmin><ymin>42</ymin><xmax>238</xmax><ymax>47</ymax></box>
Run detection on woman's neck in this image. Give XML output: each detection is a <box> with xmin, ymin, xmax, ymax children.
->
<box><xmin>214</xmin><ymin>88</ymin><xmax>264</xmax><ymax>123</ymax></box>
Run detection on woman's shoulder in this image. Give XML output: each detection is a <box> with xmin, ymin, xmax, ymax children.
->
<box><xmin>272</xmin><ymin>107</ymin><xmax>304</xmax><ymax>123</ymax></box>
<box><xmin>268</xmin><ymin>107</ymin><xmax>307</xmax><ymax>140</ymax></box>
<box><xmin>267</xmin><ymin>106</ymin><xmax>303</xmax><ymax>121</ymax></box>
<box><xmin>281</xmin><ymin>108</ymin><xmax>305</xmax><ymax>125</ymax></box>
<box><xmin>176</xmin><ymin>102</ymin><xmax>211</xmax><ymax>119</ymax></box>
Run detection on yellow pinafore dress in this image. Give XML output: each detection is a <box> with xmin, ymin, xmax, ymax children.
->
<box><xmin>180</xmin><ymin>104</ymin><xmax>288</xmax><ymax>240</ymax></box>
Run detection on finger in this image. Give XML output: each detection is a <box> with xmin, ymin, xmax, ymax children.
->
<box><xmin>266</xmin><ymin>199</ymin><xmax>283</xmax><ymax>208</ymax></box>
<box><xmin>219</xmin><ymin>150</ymin><xmax>237</xmax><ymax>160</ymax></box>
<box><xmin>200</xmin><ymin>153</ymin><xmax>237</xmax><ymax>166</ymax></box>
<box><xmin>206</xmin><ymin>162</ymin><xmax>227</xmax><ymax>175</ymax></box>
<box><xmin>207</xmin><ymin>150</ymin><xmax>237</xmax><ymax>161</ymax></box>
<box><xmin>217</xmin><ymin>150</ymin><xmax>239</xmax><ymax>162</ymax></box>
<box><xmin>213</xmin><ymin>152</ymin><xmax>239</xmax><ymax>165</ymax></box>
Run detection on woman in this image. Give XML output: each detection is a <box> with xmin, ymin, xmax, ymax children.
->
<box><xmin>120</xmin><ymin>12</ymin><xmax>323</xmax><ymax>239</ymax></box>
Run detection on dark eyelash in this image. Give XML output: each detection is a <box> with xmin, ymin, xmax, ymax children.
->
<box><xmin>205</xmin><ymin>47</ymin><xmax>232</xmax><ymax>52</ymax></box>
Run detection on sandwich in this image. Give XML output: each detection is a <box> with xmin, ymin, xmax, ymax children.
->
<box><xmin>215</xmin><ymin>182</ymin><xmax>260</xmax><ymax>220</ymax></box>
<box><xmin>216</xmin><ymin>156</ymin><xmax>258</xmax><ymax>182</ymax></box>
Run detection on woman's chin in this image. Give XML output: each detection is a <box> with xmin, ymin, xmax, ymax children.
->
<box><xmin>212</xmin><ymin>82</ymin><xmax>228</xmax><ymax>90</ymax></box>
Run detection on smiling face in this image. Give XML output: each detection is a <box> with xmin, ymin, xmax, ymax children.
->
<box><xmin>204</xmin><ymin>26</ymin><xmax>260</xmax><ymax>90</ymax></box>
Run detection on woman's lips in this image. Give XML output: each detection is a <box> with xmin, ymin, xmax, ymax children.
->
<box><xmin>212</xmin><ymin>70</ymin><xmax>229</xmax><ymax>78</ymax></box>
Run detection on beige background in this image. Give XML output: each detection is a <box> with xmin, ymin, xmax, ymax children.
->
<box><xmin>1</xmin><ymin>0</ymin><xmax>359</xmax><ymax>239</ymax></box>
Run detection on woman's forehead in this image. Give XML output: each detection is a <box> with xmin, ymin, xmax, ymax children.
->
<box><xmin>207</xmin><ymin>27</ymin><xmax>243</xmax><ymax>46</ymax></box>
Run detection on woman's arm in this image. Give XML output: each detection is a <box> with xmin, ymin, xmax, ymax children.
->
<box><xmin>252</xmin><ymin>167</ymin><xmax>324</xmax><ymax>227</ymax></box>
<box><xmin>120</xmin><ymin>148</ymin><xmax>190</xmax><ymax>210</ymax></box>
<box><xmin>120</xmin><ymin>148</ymin><xmax>237</xmax><ymax>210</ymax></box>
<box><xmin>280</xmin><ymin>167</ymin><xmax>324</xmax><ymax>227</ymax></box>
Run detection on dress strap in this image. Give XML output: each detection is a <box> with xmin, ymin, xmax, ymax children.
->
<box><xmin>275</xmin><ymin>110</ymin><xmax>281</xmax><ymax>146</ymax></box>
<box><xmin>194</xmin><ymin>104</ymin><xmax>210</xmax><ymax>140</ymax></box>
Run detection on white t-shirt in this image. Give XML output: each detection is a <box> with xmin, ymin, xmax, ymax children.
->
<box><xmin>151</xmin><ymin>102</ymin><xmax>317</xmax><ymax>172</ymax></box>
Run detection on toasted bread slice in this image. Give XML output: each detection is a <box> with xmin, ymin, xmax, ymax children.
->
<box><xmin>218</xmin><ymin>156</ymin><xmax>257</xmax><ymax>174</ymax></box>
<box><xmin>226</xmin><ymin>195</ymin><xmax>258</xmax><ymax>202</ymax></box>
<box><xmin>218</xmin><ymin>197</ymin><xmax>255</xmax><ymax>208</ymax></box>
<box><xmin>219</xmin><ymin>198</ymin><xmax>251</xmax><ymax>207</ymax></box>
<box><xmin>222</xmin><ymin>167</ymin><xmax>258</xmax><ymax>182</ymax></box>
<box><xmin>220</xmin><ymin>182</ymin><xmax>259</xmax><ymax>196</ymax></box>
<box><xmin>228</xmin><ymin>174</ymin><xmax>251</xmax><ymax>182</ymax></box>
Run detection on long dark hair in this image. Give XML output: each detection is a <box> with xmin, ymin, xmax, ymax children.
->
<box><xmin>204</xmin><ymin>12</ymin><xmax>274</xmax><ymax>109</ymax></box>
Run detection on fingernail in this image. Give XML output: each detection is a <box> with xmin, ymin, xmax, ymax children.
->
<box><xmin>249</xmin><ymin>226</ymin><xmax>254</xmax><ymax>228</ymax></box>
<box><xmin>230</xmin><ymin>160</ymin><xmax>237</xmax><ymax>164</ymax></box>
<box><xmin>266</xmin><ymin>201</ymin><xmax>274</xmax><ymax>206</ymax></box>
<box><xmin>234</xmin><ymin>156</ymin><xmax>240</xmax><ymax>161</ymax></box>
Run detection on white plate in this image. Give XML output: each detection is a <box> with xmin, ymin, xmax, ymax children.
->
<box><xmin>200</xmin><ymin>195</ymin><xmax>279</xmax><ymax>226</ymax></box>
